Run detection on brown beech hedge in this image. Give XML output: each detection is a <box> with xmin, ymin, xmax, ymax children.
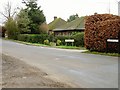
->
<box><xmin>85</xmin><ymin>14</ymin><xmax>120</xmax><ymax>52</ymax></box>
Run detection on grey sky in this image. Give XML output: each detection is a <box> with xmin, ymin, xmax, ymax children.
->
<box><xmin>0</xmin><ymin>0</ymin><xmax>119</xmax><ymax>25</ymax></box>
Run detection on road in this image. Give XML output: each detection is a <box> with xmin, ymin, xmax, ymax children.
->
<box><xmin>2</xmin><ymin>39</ymin><xmax>118</xmax><ymax>88</ymax></box>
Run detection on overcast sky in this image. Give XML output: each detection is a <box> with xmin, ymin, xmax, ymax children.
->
<box><xmin>0</xmin><ymin>0</ymin><xmax>119</xmax><ymax>24</ymax></box>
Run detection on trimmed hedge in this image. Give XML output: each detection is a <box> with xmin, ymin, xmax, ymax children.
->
<box><xmin>17</xmin><ymin>32</ymin><xmax>84</xmax><ymax>47</ymax></box>
<box><xmin>17</xmin><ymin>34</ymin><xmax>49</xmax><ymax>44</ymax></box>
<box><xmin>85</xmin><ymin>14</ymin><xmax>120</xmax><ymax>52</ymax></box>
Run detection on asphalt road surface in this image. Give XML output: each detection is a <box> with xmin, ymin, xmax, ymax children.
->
<box><xmin>2</xmin><ymin>39</ymin><xmax>118</xmax><ymax>88</ymax></box>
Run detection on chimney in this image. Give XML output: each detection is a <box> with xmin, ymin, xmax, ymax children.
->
<box><xmin>94</xmin><ymin>12</ymin><xmax>98</xmax><ymax>15</ymax></box>
<box><xmin>54</xmin><ymin>16</ymin><xmax>57</xmax><ymax>20</ymax></box>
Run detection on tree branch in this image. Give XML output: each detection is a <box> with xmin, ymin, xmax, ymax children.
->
<box><xmin>0</xmin><ymin>12</ymin><xmax>8</xmax><ymax>19</ymax></box>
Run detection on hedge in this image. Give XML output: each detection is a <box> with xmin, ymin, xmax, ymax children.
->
<box><xmin>85</xmin><ymin>14</ymin><xmax>120</xmax><ymax>52</ymax></box>
<box><xmin>55</xmin><ymin>36</ymin><xmax>72</xmax><ymax>45</ymax></box>
<box><xmin>73</xmin><ymin>32</ymin><xmax>84</xmax><ymax>47</ymax></box>
<box><xmin>55</xmin><ymin>32</ymin><xmax>84</xmax><ymax>46</ymax></box>
<box><xmin>17</xmin><ymin>32</ymin><xmax>85</xmax><ymax>47</ymax></box>
<box><xmin>17</xmin><ymin>34</ymin><xmax>49</xmax><ymax>44</ymax></box>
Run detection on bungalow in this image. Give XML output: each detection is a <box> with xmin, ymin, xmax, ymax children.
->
<box><xmin>48</xmin><ymin>17</ymin><xmax>67</xmax><ymax>34</ymax></box>
<box><xmin>53</xmin><ymin>16</ymin><xmax>85</xmax><ymax>36</ymax></box>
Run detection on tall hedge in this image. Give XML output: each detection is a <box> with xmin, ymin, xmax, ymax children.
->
<box><xmin>85</xmin><ymin>14</ymin><xmax>120</xmax><ymax>52</ymax></box>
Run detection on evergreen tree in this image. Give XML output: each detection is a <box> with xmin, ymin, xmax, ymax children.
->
<box><xmin>67</xmin><ymin>14</ymin><xmax>79</xmax><ymax>22</ymax></box>
<box><xmin>22</xmin><ymin>0</ymin><xmax>46</xmax><ymax>34</ymax></box>
<box><xmin>17</xmin><ymin>9</ymin><xmax>30</xmax><ymax>34</ymax></box>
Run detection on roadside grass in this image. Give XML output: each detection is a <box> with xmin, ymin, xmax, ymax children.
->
<box><xmin>3</xmin><ymin>38</ymin><xmax>49</xmax><ymax>47</ymax></box>
<box><xmin>3</xmin><ymin>38</ymin><xmax>119</xmax><ymax>57</ymax></box>
<box><xmin>3</xmin><ymin>38</ymin><xmax>120</xmax><ymax>57</ymax></box>
<box><xmin>56</xmin><ymin>45</ymin><xmax>86</xmax><ymax>50</ymax></box>
<box><xmin>3</xmin><ymin>38</ymin><xmax>85</xmax><ymax>50</ymax></box>
<box><xmin>83</xmin><ymin>50</ymin><xmax>120</xmax><ymax>57</ymax></box>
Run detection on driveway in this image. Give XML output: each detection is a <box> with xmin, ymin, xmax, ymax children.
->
<box><xmin>2</xmin><ymin>39</ymin><xmax>118</xmax><ymax>88</ymax></box>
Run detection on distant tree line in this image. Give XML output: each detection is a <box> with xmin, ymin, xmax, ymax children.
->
<box><xmin>67</xmin><ymin>14</ymin><xmax>79</xmax><ymax>22</ymax></box>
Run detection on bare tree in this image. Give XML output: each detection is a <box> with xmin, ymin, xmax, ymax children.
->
<box><xmin>0</xmin><ymin>2</ymin><xmax>18</xmax><ymax>20</ymax></box>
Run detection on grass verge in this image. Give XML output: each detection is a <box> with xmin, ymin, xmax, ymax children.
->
<box><xmin>56</xmin><ymin>46</ymin><xmax>86</xmax><ymax>50</ymax></box>
<box><xmin>3</xmin><ymin>38</ymin><xmax>85</xmax><ymax>50</ymax></box>
<box><xmin>3</xmin><ymin>38</ymin><xmax>49</xmax><ymax>47</ymax></box>
<box><xmin>3</xmin><ymin>38</ymin><xmax>119</xmax><ymax>57</ymax></box>
<box><xmin>83</xmin><ymin>50</ymin><xmax>120</xmax><ymax>57</ymax></box>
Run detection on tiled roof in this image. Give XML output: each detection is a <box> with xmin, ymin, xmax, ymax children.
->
<box><xmin>53</xmin><ymin>17</ymin><xmax>85</xmax><ymax>31</ymax></box>
<box><xmin>48</xmin><ymin>18</ymin><xmax>67</xmax><ymax>30</ymax></box>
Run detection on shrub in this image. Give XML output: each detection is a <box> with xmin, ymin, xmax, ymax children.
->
<box><xmin>50</xmin><ymin>42</ymin><xmax>56</xmax><ymax>47</ymax></box>
<box><xmin>44</xmin><ymin>40</ymin><xmax>49</xmax><ymax>45</ymax></box>
<box><xmin>85</xmin><ymin>14</ymin><xmax>120</xmax><ymax>52</ymax></box>
<box><xmin>73</xmin><ymin>32</ymin><xmax>84</xmax><ymax>47</ymax></box>
<box><xmin>39</xmin><ymin>23</ymin><xmax>49</xmax><ymax>34</ymax></box>
<box><xmin>5</xmin><ymin>18</ymin><xmax>20</xmax><ymax>40</ymax></box>
<box><xmin>56</xmin><ymin>39</ymin><xmax>61</xmax><ymax>46</ymax></box>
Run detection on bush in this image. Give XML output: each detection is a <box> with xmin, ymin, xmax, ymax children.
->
<box><xmin>56</xmin><ymin>39</ymin><xmax>61</xmax><ymax>46</ymax></box>
<box><xmin>85</xmin><ymin>14</ymin><xmax>120</xmax><ymax>52</ymax></box>
<box><xmin>44</xmin><ymin>40</ymin><xmax>49</xmax><ymax>45</ymax></box>
<box><xmin>50</xmin><ymin>42</ymin><xmax>56</xmax><ymax>47</ymax></box>
<box><xmin>73</xmin><ymin>32</ymin><xmax>84</xmax><ymax>47</ymax></box>
<box><xmin>5</xmin><ymin>18</ymin><xmax>20</xmax><ymax>40</ymax></box>
<box><xmin>17</xmin><ymin>34</ymin><xmax>49</xmax><ymax>44</ymax></box>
